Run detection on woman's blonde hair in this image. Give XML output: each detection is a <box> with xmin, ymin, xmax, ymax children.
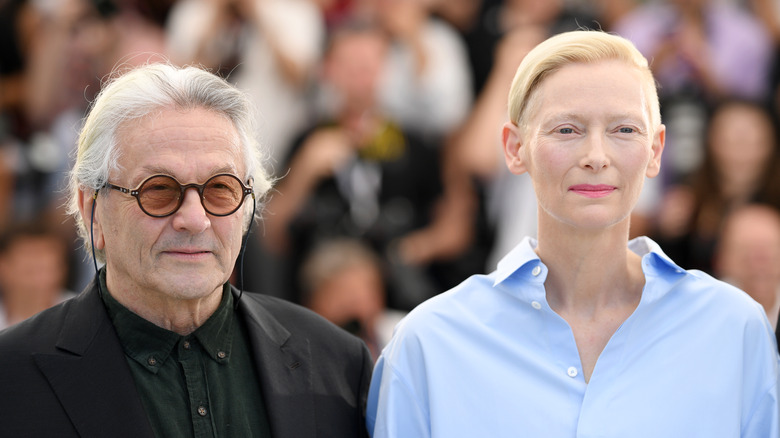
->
<box><xmin>508</xmin><ymin>30</ymin><xmax>660</xmax><ymax>132</ymax></box>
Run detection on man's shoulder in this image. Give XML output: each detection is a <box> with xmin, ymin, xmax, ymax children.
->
<box><xmin>239</xmin><ymin>291</ymin><xmax>365</xmax><ymax>348</ymax></box>
<box><xmin>0</xmin><ymin>297</ymin><xmax>76</xmax><ymax>354</ymax></box>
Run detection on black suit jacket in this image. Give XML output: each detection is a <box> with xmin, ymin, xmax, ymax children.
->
<box><xmin>0</xmin><ymin>280</ymin><xmax>372</xmax><ymax>437</ymax></box>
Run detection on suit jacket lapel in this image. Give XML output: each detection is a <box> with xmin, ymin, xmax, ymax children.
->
<box><xmin>34</xmin><ymin>280</ymin><xmax>155</xmax><ymax>438</ymax></box>
<box><xmin>237</xmin><ymin>290</ymin><xmax>317</xmax><ymax>438</ymax></box>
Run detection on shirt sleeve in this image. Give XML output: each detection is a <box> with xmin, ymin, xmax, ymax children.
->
<box><xmin>741</xmin><ymin>307</ymin><xmax>780</xmax><ymax>437</ymax></box>
<box><xmin>741</xmin><ymin>375</ymin><xmax>780</xmax><ymax>438</ymax></box>
<box><xmin>367</xmin><ymin>353</ymin><xmax>430</xmax><ymax>438</ymax></box>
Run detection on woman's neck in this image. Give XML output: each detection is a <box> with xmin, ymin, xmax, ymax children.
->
<box><xmin>536</xmin><ymin>219</ymin><xmax>645</xmax><ymax>316</ymax></box>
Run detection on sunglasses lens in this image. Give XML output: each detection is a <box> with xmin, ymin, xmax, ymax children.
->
<box><xmin>138</xmin><ymin>175</ymin><xmax>181</xmax><ymax>216</ymax></box>
<box><xmin>203</xmin><ymin>174</ymin><xmax>244</xmax><ymax>215</ymax></box>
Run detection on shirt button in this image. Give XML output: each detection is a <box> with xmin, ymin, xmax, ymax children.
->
<box><xmin>217</xmin><ymin>351</ymin><xmax>227</xmax><ymax>359</ymax></box>
<box><xmin>532</xmin><ymin>266</ymin><xmax>541</xmax><ymax>276</ymax></box>
<box><xmin>147</xmin><ymin>356</ymin><xmax>157</xmax><ymax>366</ymax></box>
<box><xmin>183</xmin><ymin>341</ymin><xmax>191</xmax><ymax>350</ymax></box>
<box><xmin>197</xmin><ymin>406</ymin><xmax>208</xmax><ymax>417</ymax></box>
<box><xmin>567</xmin><ymin>367</ymin><xmax>578</xmax><ymax>378</ymax></box>
<box><xmin>531</xmin><ymin>301</ymin><xmax>542</xmax><ymax>310</ymax></box>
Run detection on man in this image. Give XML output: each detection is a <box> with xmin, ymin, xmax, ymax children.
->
<box><xmin>367</xmin><ymin>31</ymin><xmax>779</xmax><ymax>437</ymax></box>
<box><xmin>0</xmin><ymin>63</ymin><xmax>372</xmax><ymax>437</ymax></box>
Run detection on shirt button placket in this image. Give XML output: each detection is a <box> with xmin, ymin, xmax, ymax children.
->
<box><xmin>531</xmin><ymin>265</ymin><xmax>544</xmax><ymax>310</ymax></box>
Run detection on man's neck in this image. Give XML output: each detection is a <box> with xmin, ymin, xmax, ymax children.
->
<box><xmin>103</xmin><ymin>272</ymin><xmax>224</xmax><ymax>336</ymax></box>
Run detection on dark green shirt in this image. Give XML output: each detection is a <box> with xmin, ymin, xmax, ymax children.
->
<box><xmin>100</xmin><ymin>270</ymin><xmax>271</xmax><ymax>438</ymax></box>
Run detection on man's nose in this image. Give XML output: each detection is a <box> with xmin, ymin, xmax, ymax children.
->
<box><xmin>171</xmin><ymin>188</ymin><xmax>210</xmax><ymax>233</ymax></box>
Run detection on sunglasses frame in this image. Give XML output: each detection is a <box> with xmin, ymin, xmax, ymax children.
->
<box><xmin>103</xmin><ymin>173</ymin><xmax>254</xmax><ymax>218</ymax></box>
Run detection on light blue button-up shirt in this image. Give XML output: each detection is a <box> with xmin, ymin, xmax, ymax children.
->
<box><xmin>367</xmin><ymin>237</ymin><xmax>780</xmax><ymax>437</ymax></box>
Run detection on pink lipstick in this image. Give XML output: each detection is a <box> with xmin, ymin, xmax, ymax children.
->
<box><xmin>569</xmin><ymin>184</ymin><xmax>616</xmax><ymax>198</ymax></box>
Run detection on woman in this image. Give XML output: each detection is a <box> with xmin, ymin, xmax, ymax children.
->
<box><xmin>366</xmin><ymin>30</ymin><xmax>779</xmax><ymax>437</ymax></box>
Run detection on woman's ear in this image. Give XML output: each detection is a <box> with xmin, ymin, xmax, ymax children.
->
<box><xmin>78</xmin><ymin>189</ymin><xmax>105</xmax><ymax>251</ymax></box>
<box><xmin>646</xmin><ymin>124</ymin><xmax>666</xmax><ymax>178</ymax></box>
<box><xmin>502</xmin><ymin>122</ymin><xmax>528</xmax><ymax>175</ymax></box>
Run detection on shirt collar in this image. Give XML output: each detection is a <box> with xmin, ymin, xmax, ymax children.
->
<box><xmin>492</xmin><ymin>235</ymin><xmax>686</xmax><ymax>288</ymax></box>
<box><xmin>628</xmin><ymin>236</ymin><xmax>686</xmax><ymax>277</ymax></box>
<box><xmin>99</xmin><ymin>269</ymin><xmax>235</xmax><ymax>373</ymax></box>
<box><xmin>493</xmin><ymin>236</ymin><xmax>542</xmax><ymax>287</ymax></box>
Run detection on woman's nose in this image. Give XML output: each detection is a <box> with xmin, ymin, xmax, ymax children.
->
<box><xmin>581</xmin><ymin>134</ymin><xmax>609</xmax><ymax>172</ymax></box>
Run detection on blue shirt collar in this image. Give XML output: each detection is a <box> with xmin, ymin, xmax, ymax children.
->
<box><xmin>493</xmin><ymin>236</ymin><xmax>685</xmax><ymax>288</ymax></box>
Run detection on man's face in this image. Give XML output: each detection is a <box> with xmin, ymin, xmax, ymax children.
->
<box><xmin>92</xmin><ymin>107</ymin><xmax>247</xmax><ymax>302</ymax></box>
<box><xmin>505</xmin><ymin>60</ymin><xmax>664</xmax><ymax>232</ymax></box>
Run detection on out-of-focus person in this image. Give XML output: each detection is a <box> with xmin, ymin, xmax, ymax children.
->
<box><xmin>366</xmin><ymin>0</ymin><xmax>473</xmax><ymax>139</ymax></box>
<box><xmin>300</xmin><ymin>238</ymin><xmax>405</xmax><ymax>359</ymax></box>
<box><xmin>24</xmin><ymin>0</ymin><xmax>166</xmax><ymax>128</ymax></box>
<box><xmin>0</xmin><ymin>221</ymin><xmax>75</xmax><ymax>330</ymax></box>
<box><xmin>265</xmin><ymin>21</ymin><xmax>461</xmax><ymax>309</ymax></box>
<box><xmin>715</xmin><ymin>204</ymin><xmax>780</xmax><ymax>336</ymax></box>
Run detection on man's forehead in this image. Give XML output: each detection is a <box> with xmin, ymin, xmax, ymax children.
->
<box><xmin>113</xmin><ymin>109</ymin><xmax>245</xmax><ymax>174</ymax></box>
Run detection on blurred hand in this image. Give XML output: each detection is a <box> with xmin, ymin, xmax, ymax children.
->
<box><xmin>296</xmin><ymin>127</ymin><xmax>356</xmax><ymax>179</ymax></box>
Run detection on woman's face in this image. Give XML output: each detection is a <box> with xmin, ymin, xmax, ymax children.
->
<box><xmin>708</xmin><ymin>103</ymin><xmax>774</xmax><ymax>189</ymax></box>
<box><xmin>503</xmin><ymin>60</ymin><xmax>665</xmax><ymax>232</ymax></box>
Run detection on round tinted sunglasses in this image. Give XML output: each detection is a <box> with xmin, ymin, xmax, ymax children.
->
<box><xmin>103</xmin><ymin>173</ymin><xmax>254</xmax><ymax>218</ymax></box>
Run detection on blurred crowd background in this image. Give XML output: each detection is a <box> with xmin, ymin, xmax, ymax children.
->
<box><xmin>2</xmin><ymin>0</ymin><xmax>780</xmax><ymax>357</ymax></box>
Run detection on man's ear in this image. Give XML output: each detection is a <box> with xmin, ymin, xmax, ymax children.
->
<box><xmin>502</xmin><ymin>122</ymin><xmax>528</xmax><ymax>175</ymax></box>
<box><xmin>646</xmin><ymin>124</ymin><xmax>666</xmax><ymax>178</ymax></box>
<box><xmin>78</xmin><ymin>189</ymin><xmax>105</xmax><ymax>251</ymax></box>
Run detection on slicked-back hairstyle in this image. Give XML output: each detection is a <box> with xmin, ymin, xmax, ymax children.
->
<box><xmin>67</xmin><ymin>63</ymin><xmax>273</xmax><ymax>262</ymax></box>
<box><xmin>508</xmin><ymin>30</ymin><xmax>661</xmax><ymax>134</ymax></box>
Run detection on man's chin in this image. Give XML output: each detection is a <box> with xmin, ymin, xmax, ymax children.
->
<box><xmin>155</xmin><ymin>267</ymin><xmax>228</xmax><ymax>298</ymax></box>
